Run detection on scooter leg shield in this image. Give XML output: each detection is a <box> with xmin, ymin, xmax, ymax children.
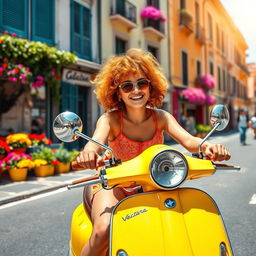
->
<box><xmin>110</xmin><ymin>188</ymin><xmax>232</xmax><ymax>256</ymax></box>
<box><xmin>70</xmin><ymin>203</ymin><xmax>93</xmax><ymax>256</ymax></box>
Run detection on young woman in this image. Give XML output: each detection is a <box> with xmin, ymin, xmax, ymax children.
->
<box><xmin>74</xmin><ymin>48</ymin><xmax>231</xmax><ymax>256</ymax></box>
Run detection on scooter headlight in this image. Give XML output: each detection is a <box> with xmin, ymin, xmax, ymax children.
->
<box><xmin>150</xmin><ymin>149</ymin><xmax>188</xmax><ymax>189</ymax></box>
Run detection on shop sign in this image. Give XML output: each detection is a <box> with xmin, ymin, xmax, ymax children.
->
<box><xmin>62</xmin><ymin>68</ymin><xmax>91</xmax><ymax>86</ymax></box>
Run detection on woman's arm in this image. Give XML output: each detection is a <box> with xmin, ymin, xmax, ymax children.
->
<box><xmin>160</xmin><ymin>110</ymin><xmax>230</xmax><ymax>161</ymax></box>
<box><xmin>75</xmin><ymin>113</ymin><xmax>111</xmax><ymax>169</ymax></box>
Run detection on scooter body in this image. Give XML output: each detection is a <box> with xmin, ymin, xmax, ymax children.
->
<box><xmin>69</xmin><ymin>187</ymin><xmax>232</xmax><ymax>256</ymax></box>
<box><xmin>52</xmin><ymin>106</ymin><xmax>237</xmax><ymax>256</ymax></box>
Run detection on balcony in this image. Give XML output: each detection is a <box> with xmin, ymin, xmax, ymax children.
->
<box><xmin>179</xmin><ymin>9</ymin><xmax>193</xmax><ymax>34</ymax></box>
<box><xmin>143</xmin><ymin>18</ymin><xmax>165</xmax><ymax>40</ymax></box>
<box><xmin>110</xmin><ymin>0</ymin><xmax>137</xmax><ymax>31</ymax></box>
<box><xmin>195</xmin><ymin>24</ymin><xmax>206</xmax><ymax>44</ymax></box>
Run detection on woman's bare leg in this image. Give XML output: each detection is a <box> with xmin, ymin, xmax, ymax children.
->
<box><xmin>81</xmin><ymin>187</ymin><xmax>126</xmax><ymax>256</ymax></box>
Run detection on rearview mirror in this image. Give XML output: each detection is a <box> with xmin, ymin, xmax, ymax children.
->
<box><xmin>53</xmin><ymin>111</ymin><xmax>83</xmax><ymax>142</ymax></box>
<box><xmin>210</xmin><ymin>105</ymin><xmax>230</xmax><ymax>131</ymax></box>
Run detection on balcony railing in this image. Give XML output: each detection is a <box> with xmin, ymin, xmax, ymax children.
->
<box><xmin>110</xmin><ymin>0</ymin><xmax>137</xmax><ymax>24</ymax></box>
<box><xmin>179</xmin><ymin>9</ymin><xmax>193</xmax><ymax>34</ymax></box>
<box><xmin>143</xmin><ymin>18</ymin><xmax>165</xmax><ymax>35</ymax></box>
<box><xmin>195</xmin><ymin>24</ymin><xmax>206</xmax><ymax>44</ymax></box>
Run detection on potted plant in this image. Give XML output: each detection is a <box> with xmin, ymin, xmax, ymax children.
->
<box><xmin>0</xmin><ymin>139</ymin><xmax>10</xmax><ymax>159</ymax></box>
<box><xmin>54</xmin><ymin>144</ymin><xmax>72</xmax><ymax>174</ymax></box>
<box><xmin>28</xmin><ymin>134</ymin><xmax>52</xmax><ymax>146</ymax></box>
<box><xmin>6</xmin><ymin>133</ymin><xmax>32</xmax><ymax>153</ymax></box>
<box><xmin>0</xmin><ymin>152</ymin><xmax>34</xmax><ymax>181</ymax></box>
<box><xmin>31</xmin><ymin>146</ymin><xmax>58</xmax><ymax>177</ymax></box>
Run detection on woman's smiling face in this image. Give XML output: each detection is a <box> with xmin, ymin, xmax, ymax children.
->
<box><xmin>117</xmin><ymin>72</ymin><xmax>150</xmax><ymax>109</ymax></box>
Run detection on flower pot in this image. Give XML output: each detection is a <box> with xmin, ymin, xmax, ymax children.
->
<box><xmin>55</xmin><ymin>162</ymin><xmax>70</xmax><ymax>174</ymax></box>
<box><xmin>9</xmin><ymin>167</ymin><xmax>28</xmax><ymax>181</ymax></box>
<box><xmin>34</xmin><ymin>165</ymin><xmax>55</xmax><ymax>177</ymax></box>
<box><xmin>12</xmin><ymin>147</ymin><xmax>27</xmax><ymax>153</ymax></box>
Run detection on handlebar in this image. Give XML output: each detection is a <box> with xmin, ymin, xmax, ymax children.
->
<box><xmin>214</xmin><ymin>163</ymin><xmax>241</xmax><ymax>171</ymax></box>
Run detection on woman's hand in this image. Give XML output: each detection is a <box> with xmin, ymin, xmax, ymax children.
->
<box><xmin>74</xmin><ymin>150</ymin><xmax>104</xmax><ymax>170</ymax></box>
<box><xmin>202</xmin><ymin>143</ymin><xmax>231</xmax><ymax>162</ymax></box>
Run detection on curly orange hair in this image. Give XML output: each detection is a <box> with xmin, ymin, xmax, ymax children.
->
<box><xmin>93</xmin><ymin>48</ymin><xmax>169</xmax><ymax>111</ymax></box>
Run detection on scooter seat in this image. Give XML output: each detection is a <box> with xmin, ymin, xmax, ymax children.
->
<box><xmin>83</xmin><ymin>185</ymin><xmax>92</xmax><ymax>218</ymax></box>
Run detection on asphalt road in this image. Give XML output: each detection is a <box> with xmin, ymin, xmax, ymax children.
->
<box><xmin>0</xmin><ymin>130</ymin><xmax>255</xmax><ymax>256</ymax></box>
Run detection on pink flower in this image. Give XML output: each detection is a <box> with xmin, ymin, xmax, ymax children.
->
<box><xmin>141</xmin><ymin>6</ymin><xmax>161</xmax><ymax>20</ymax></box>
<box><xmin>11</xmin><ymin>33</ymin><xmax>17</xmax><ymax>37</ymax></box>
<box><xmin>181</xmin><ymin>88</ymin><xmax>207</xmax><ymax>104</ymax></box>
<box><xmin>4</xmin><ymin>30</ymin><xmax>8</xmax><ymax>34</ymax></box>
<box><xmin>206</xmin><ymin>94</ymin><xmax>216</xmax><ymax>105</ymax></box>
<box><xmin>197</xmin><ymin>74</ymin><xmax>215</xmax><ymax>90</ymax></box>
<box><xmin>36</xmin><ymin>75</ymin><xmax>44</xmax><ymax>81</ymax></box>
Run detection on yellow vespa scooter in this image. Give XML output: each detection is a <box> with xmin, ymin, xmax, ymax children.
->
<box><xmin>53</xmin><ymin>105</ymin><xmax>240</xmax><ymax>256</ymax></box>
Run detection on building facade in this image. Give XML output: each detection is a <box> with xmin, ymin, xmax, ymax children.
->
<box><xmin>169</xmin><ymin>0</ymin><xmax>250</xmax><ymax>129</ymax></box>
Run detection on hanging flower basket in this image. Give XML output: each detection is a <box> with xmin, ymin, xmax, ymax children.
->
<box><xmin>180</xmin><ymin>88</ymin><xmax>206</xmax><ymax>104</ymax></box>
<box><xmin>205</xmin><ymin>94</ymin><xmax>216</xmax><ymax>105</ymax></box>
<box><xmin>141</xmin><ymin>6</ymin><xmax>166</xmax><ymax>22</ymax></box>
<box><xmin>196</xmin><ymin>74</ymin><xmax>215</xmax><ymax>90</ymax></box>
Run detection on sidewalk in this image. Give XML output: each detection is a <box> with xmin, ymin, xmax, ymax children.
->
<box><xmin>0</xmin><ymin>169</ymin><xmax>95</xmax><ymax>206</ymax></box>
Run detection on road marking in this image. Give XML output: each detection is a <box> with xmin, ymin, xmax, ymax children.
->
<box><xmin>0</xmin><ymin>187</ymin><xmax>67</xmax><ymax>210</ymax></box>
<box><xmin>249</xmin><ymin>194</ymin><xmax>256</xmax><ymax>204</ymax></box>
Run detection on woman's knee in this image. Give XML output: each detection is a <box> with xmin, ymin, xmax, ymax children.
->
<box><xmin>92</xmin><ymin>218</ymin><xmax>110</xmax><ymax>241</ymax></box>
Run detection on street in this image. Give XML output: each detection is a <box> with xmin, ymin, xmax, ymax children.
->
<box><xmin>0</xmin><ymin>131</ymin><xmax>256</xmax><ymax>256</ymax></box>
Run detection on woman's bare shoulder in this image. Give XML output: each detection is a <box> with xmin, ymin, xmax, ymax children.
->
<box><xmin>154</xmin><ymin>109</ymin><xmax>175</xmax><ymax>129</ymax></box>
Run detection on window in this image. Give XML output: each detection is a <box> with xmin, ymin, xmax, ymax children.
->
<box><xmin>148</xmin><ymin>45</ymin><xmax>158</xmax><ymax>59</ymax></box>
<box><xmin>216</xmin><ymin>24</ymin><xmax>220</xmax><ymax>49</ymax></box>
<box><xmin>222</xmin><ymin>69</ymin><xmax>226</xmax><ymax>92</ymax></box>
<box><xmin>71</xmin><ymin>1</ymin><xmax>91</xmax><ymax>60</ymax></box>
<box><xmin>180</xmin><ymin>0</ymin><xmax>186</xmax><ymax>9</ymax></box>
<box><xmin>115</xmin><ymin>37</ymin><xmax>126</xmax><ymax>54</ymax></box>
<box><xmin>181</xmin><ymin>51</ymin><xmax>188</xmax><ymax>86</ymax></box>
<box><xmin>209</xmin><ymin>58</ymin><xmax>214</xmax><ymax>75</ymax></box>
<box><xmin>196</xmin><ymin>60</ymin><xmax>201</xmax><ymax>76</ymax></box>
<box><xmin>147</xmin><ymin>0</ymin><xmax>159</xmax><ymax>8</ymax></box>
<box><xmin>208</xmin><ymin>13</ymin><xmax>213</xmax><ymax>42</ymax></box>
<box><xmin>217</xmin><ymin>67</ymin><xmax>221</xmax><ymax>91</ymax></box>
<box><xmin>0</xmin><ymin>0</ymin><xmax>54</xmax><ymax>45</ymax></box>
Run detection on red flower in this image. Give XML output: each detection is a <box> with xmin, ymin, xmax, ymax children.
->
<box><xmin>13</xmin><ymin>68</ymin><xmax>20</xmax><ymax>74</ymax></box>
<box><xmin>51</xmin><ymin>160</ymin><xmax>59</xmax><ymax>166</ymax></box>
<box><xmin>0</xmin><ymin>140</ymin><xmax>10</xmax><ymax>154</ymax></box>
<box><xmin>3</xmin><ymin>58</ymin><xmax>8</xmax><ymax>62</ymax></box>
<box><xmin>29</xmin><ymin>134</ymin><xmax>46</xmax><ymax>140</ymax></box>
<box><xmin>2</xmin><ymin>63</ymin><xmax>8</xmax><ymax>69</ymax></box>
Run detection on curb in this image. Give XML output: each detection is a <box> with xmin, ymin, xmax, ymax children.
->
<box><xmin>0</xmin><ymin>182</ymin><xmax>69</xmax><ymax>206</ymax></box>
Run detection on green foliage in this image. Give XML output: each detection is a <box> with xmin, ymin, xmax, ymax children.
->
<box><xmin>54</xmin><ymin>144</ymin><xmax>72</xmax><ymax>164</ymax></box>
<box><xmin>70</xmin><ymin>150</ymin><xmax>79</xmax><ymax>162</ymax></box>
<box><xmin>31</xmin><ymin>145</ymin><xmax>55</xmax><ymax>165</ymax></box>
<box><xmin>196</xmin><ymin>124</ymin><xmax>212</xmax><ymax>134</ymax></box>
<box><xmin>0</xmin><ymin>34</ymin><xmax>77</xmax><ymax>104</ymax></box>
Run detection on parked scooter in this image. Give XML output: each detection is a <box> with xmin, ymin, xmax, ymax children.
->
<box><xmin>53</xmin><ymin>105</ymin><xmax>240</xmax><ymax>256</ymax></box>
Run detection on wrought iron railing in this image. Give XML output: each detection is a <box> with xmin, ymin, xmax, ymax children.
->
<box><xmin>143</xmin><ymin>18</ymin><xmax>165</xmax><ymax>34</ymax></box>
<box><xmin>110</xmin><ymin>0</ymin><xmax>137</xmax><ymax>24</ymax></box>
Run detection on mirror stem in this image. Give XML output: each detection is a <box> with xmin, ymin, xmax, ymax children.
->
<box><xmin>198</xmin><ymin>122</ymin><xmax>221</xmax><ymax>154</ymax></box>
<box><xmin>74</xmin><ymin>130</ymin><xmax>115</xmax><ymax>162</ymax></box>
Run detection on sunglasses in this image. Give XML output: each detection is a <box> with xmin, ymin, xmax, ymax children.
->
<box><xmin>118</xmin><ymin>78</ymin><xmax>150</xmax><ymax>93</ymax></box>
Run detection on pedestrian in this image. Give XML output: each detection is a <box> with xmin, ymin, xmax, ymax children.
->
<box><xmin>74</xmin><ymin>48</ymin><xmax>231</xmax><ymax>256</ymax></box>
<box><xmin>185</xmin><ymin>113</ymin><xmax>196</xmax><ymax>136</ymax></box>
<box><xmin>249</xmin><ymin>111</ymin><xmax>256</xmax><ymax>139</ymax></box>
<box><xmin>237</xmin><ymin>108</ymin><xmax>249</xmax><ymax>145</ymax></box>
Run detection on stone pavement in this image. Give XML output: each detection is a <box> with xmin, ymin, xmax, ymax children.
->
<box><xmin>0</xmin><ymin>169</ymin><xmax>96</xmax><ymax>206</ymax></box>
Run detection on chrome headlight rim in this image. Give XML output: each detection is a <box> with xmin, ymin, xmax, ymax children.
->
<box><xmin>149</xmin><ymin>149</ymin><xmax>188</xmax><ymax>190</ymax></box>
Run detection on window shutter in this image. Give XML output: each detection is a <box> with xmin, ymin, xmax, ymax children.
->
<box><xmin>0</xmin><ymin>0</ymin><xmax>28</xmax><ymax>37</ymax></box>
<box><xmin>31</xmin><ymin>0</ymin><xmax>54</xmax><ymax>45</ymax></box>
<box><xmin>61</xmin><ymin>82</ymin><xmax>79</xmax><ymax>150</ymax></box>
<box><xmin>71</xmin><ymin>1</ymin><xmax>91</xmax><ymax>60</ymax></box>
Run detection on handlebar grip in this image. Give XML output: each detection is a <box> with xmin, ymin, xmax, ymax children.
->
<box><xmin>70</xmin><ymin>161</ymin><xmax>85</xmax><ymax>170</ymax></box>
<box><xmin>71</xmin><ymin>175</ymin><xmax>99</xmax><ymax>185</ymax></box>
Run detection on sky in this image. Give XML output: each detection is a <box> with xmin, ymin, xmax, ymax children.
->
<box><xmin>220</xmin><ymin>0</ymin><xmax>256</xmax><ymax>63</ymax></box>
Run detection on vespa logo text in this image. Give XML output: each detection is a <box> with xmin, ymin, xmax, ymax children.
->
<box><xmin>122</xmin><ymin>208</ymin><xmax>148</xmax><ymax>221</ymax></box>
